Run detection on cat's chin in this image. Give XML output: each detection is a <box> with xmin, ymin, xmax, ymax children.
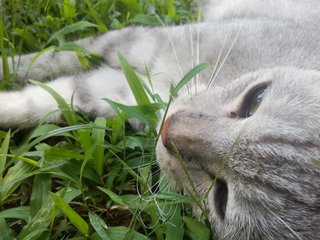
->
<box><xmin>157</xmin><ymin>138</ymin><xmax>230</xmax><ymax>226</ymax></box>
<box><xmin>156</xmin><ymin>140</ymin><xmax>184</xmax><ymax>190</ymax></box>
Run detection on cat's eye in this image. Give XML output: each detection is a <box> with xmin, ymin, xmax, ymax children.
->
<box><xmin>243</xmin><ymin>84</ymin><xmax>268</xmax><ymax>118</ymax></box>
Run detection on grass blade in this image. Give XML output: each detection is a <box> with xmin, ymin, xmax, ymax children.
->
<box><xmin>0</xmin><ymin>11</ymin><xmax>10</xmax><ymax>89</ymax></box>
<box><xmin>89</xmin><ymin>212</ymin><xmax>111</xmax><ymax>240</ymax></box>
<box><xmin>63</xmin><ymin>0</ymin><xmax>76</xmax><ymax>20</ymax></box>
<box><xmin>103</xmin><ymin>99</ymin><xmax>157</xmax><ymax>134</ymax></box>
<box><xmin>183</xmin><ymin>216</ymin><xmax>211</xmax><ymax>240</ymax></box>
<box><xmin>117</xmin><ymin>52</ymin><xmax>151</xmax><ymax>106</ymax></box>
<box><xmin>0</xmin><ymin>219</ymin><xmax>15</xmax><ymax>240</ymax></box>
<box><xmin>51</xmin><ymin>192</ymin><xmax>89</xmax><ymax>236</ymax></box>
<box><xmin>92</xmin><ymin>117</ymin><xmax>106</xmax><ymax>176</ymax></box>
<box><xmin>102</xmin><ymin>226</ymin><xmax>150</xmax><ymax>240</ymax></box>
<box><xmin>0</xmin><ymin>206</ymin><xmax>30</xmax><ymax>219</ymax></box>
<box><xmin>0</xmin><ymin>161</ymin><xmax>35</xmax><ymax>203</ymax></box>
<box><xmin>18</xmin><ymin>187</ymin><xmax>81</xmax><ymax>239</ymax></box>
<box><xmin>171</xmin><ymin>63</ymin><xmax>210</xmax><ymax>97</ymax></box>
<box><xmin>30</xmin><ymin>174</ymin><xmax>52</xmax><ymax>217</ymax></box>
<box><xmin>48</xmin><ymin>21</ymin><xmax>98</xmax><ymax>44</ymax></box>
<box><xmin>0</xmin><ymin>130</ymin><xmax>10</xmax><ymax>179</ymax></box>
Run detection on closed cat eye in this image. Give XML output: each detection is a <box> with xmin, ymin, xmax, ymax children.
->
<box><xmin>239</xmin><ymin>84</ymin><xmax>269</xmax><ymax>118</ymax></box>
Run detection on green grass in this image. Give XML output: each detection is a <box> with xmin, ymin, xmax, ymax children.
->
<box><xmin>0</xmin><ymin>0</ymin><xmax>211</xmax><ymax>239</ymax></box>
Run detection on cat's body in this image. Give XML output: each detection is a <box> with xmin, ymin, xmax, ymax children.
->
<box><xmin>1</xmin><ymin>0</ymin><xmax>320</xmax><ymax>239</ymax></box>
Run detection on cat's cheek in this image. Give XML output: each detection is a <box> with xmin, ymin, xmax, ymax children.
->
<box><xmin>156</xmin><ymin>140</ymin><xmax>184</xmax><ymax>190</ymax></box>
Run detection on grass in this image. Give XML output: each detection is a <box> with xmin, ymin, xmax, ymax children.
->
<box><xmin>0</xmin><ymin>0</ymin><xmax>212</xmax><ymax>239</ymax></box>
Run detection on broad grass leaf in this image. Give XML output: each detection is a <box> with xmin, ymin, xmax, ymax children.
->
<box><xmin>13</xmin><ymin>28</ymin><xmax>40</xmax><ymax>51</ymax></box>
<box><xmin>21</xmin><ymin>228</ymin><xmax>48</xmax><ymax>240</ymax></box>
<box><xmin>29</xmin><ymin>124</ymin><xmax>65</xmax><ymax>139</ymax></box>
<box><xmin>0</xmin><ymin>161</ymin><xmax>35</xmax><ymax>203</ymax></box>
<box><xmin>89</xmin><ymin>212</ymin><xmax>111</xmax><ymax>240</ymax></box>
<box><xmin>44</xmin><ymin>147</ymin><xmax>84</xmax><ymax>162</ymax></box>
<box><xmin>106</xmin><ymin>226</ymin><xmax>150</xmax><ymax>240</ymax></box>
<box><xmin>77</xmin><ymin>128</ymin><xmax>92</xmax><ymax>153</ymax></box>
<box><xmin>48</xmin><ymin>21</ymin><xmax>98</xmax><ymax>44</ymax></box>
<box><xmin>0</xmin><ymin>14</ymin><xmax>10</xmax><ymax>89</ymax></box>
<box><xmin>63</xmin><ymin>0</ymin><xmax>76</xmax><ymax>19</ymax></box>
<box><xmin>26</xmin><ymin>124</ymin><xmax>100</xmax><ymax>151</ymax></box>
<box><xmin>92</xmin><ymin>117</ymin><xmax>106</xmax><ymax>176</ymax></box>
<box><xmin>92</xmin><ymin>226</ymin><xmax>150</xmax><ymax>240</ymax></box>
<box><xmin>0</xmin><ymin>218</ymin><xmax>15</xmax><ymax>240</ymax></box>
<box><xmin>171</xmin><ymin>63</ymin><xmax>210</xmax><ymax>97</ymax></box>
<box><xmin>183</xmin><ymin>216</ymin><xmax>211</xmax><ymax>240</ymax></box>
<box><xmin>0</xmin><ymin>131</ymin><xmax>8</xmax><ymax>138</ymax></box>
<box><xmin>0</xmin><ymin>206</ymin><xmax>30</xmax><ymax>220</ymax></box>
<box><xmin>117</xmin><ymin>52</ymin><xmax>151</xmax><ymax>106</ymax></box>
<box><xmin>103</xmin><ymin>99</ymin><xmax>157</xmax><ymax>135</ymax></box>
<box><xmin>166</xmin><ymin>0</ymin><xmax>177</xmax><ymax>19</ymax></box>
<box><xmin>67</xmin><ymin>238</ymin><xmax>87</xmax><ymax>240</ymax></box>
<box><xmin>30</xmin><ymin>174</ymin><xmax>52</xmax><ymax>217</ymax></box>
<box><xmin>18</xmin><ymin>187</ymin><xmax>81</xmax><ymax>239</ymax></box>
<box><xmin>54</xmin><ymin>42</ymin><xmax>104</xmax><ymax>69</ymax></box>
<box><xmin>51</xmin><ymin>192</ymin><xmax>89</xmax><ymax>236</ymax></box>
<box><xmin>0</xmin><ymin>154</ymin><xmax>39</xmax><ymax>167</ymax></box>
<box><xmin>0</xmin><ymin>130</ymin><xmax>10</xmax><ymax>179</ymax></box>
<box><xmin>121</xmin><ymin>0</ymin><xmax>142</xmax><ymax>14</ymax></box>
<box><xmin>84</xmin><ymin>0</ymin><xmax>108</xmax><ymax>32</ymax></box>
<box><xmin>97</xmin><ymin>187</ymin><xmax>126</xmax><ymax>206</ymax></box>
<box><xmin>129</xmin><ymin>15</ymin><xmax>159</xmax><ymax>26</ymax></box>
<box><xmin>102</xmin><ymin>151</ymin><xmax>145</xmax><ymax>185</ymax></box>
<box><xmin>164</xmin><ymin>204</ymin><xmax>184</xmax><ymax>240</ymax></box>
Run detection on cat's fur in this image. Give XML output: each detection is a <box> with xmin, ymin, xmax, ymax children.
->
<box><xmin>1</xmin><ymin>0</ymin><xmax>320</xmax><ymax>239</ymax></box>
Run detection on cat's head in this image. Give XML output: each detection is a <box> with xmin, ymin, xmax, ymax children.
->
<box><xmin>157</xmin><ymin>67</ymin><xmax>320</xmax><ymax>239</ymax></box>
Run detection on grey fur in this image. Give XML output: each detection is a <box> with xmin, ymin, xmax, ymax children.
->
<box><xmin>1</xmin><ymin>0</ymin><xmax>320</xmax><ymax>239</ymax></box>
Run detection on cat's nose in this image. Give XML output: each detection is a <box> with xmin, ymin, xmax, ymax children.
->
<box><xmin>161</xmin><ymin>115</ymin><xmax>173</xmax><ymax>147</ymax></box>
<box><xmin>160</xmin><ymin>112</ymin><xmax>213</xmax><ymax>156</ymax></box>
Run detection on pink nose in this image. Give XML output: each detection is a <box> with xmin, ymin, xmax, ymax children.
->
<box><xmin>161</xmin><ymin>115</ymin><xmax>172</xmax><ymax>147</ymax></box>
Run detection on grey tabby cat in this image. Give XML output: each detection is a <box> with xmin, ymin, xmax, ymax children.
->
<box><xmin>1</xmin><ymin>0</ymin><xmax>320</xmax><ymax>239</ymax></box>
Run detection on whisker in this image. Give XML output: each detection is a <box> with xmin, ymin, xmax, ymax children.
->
<box><xmin>188</xmin><ymin>25</ymin><xmax>195</xmax><ymax>99</ymax></box>
<box><xmin>195</xmin><ymin>25</ymin><xmax>201</xmax><ymax>95</ymax></box>
<box><xmin>207</xmin><ymin>19</ymin><xmax>243</xmax><ymax>89</ymax></box>
<box><xmin>165</xmin><ymin>28</ymin><xmax>189</xmax><ymax>93</ymax></box>
<box><xmin>206</xmin><ymin>25</ymin><xmax>233</xmax><ymax>89</ymax></box>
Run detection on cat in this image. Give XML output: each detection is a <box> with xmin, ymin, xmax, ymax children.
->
<box><xmin>1</xmin><ymin>0</ymin><xmax>320</xmax><ymax>239</ymax></box>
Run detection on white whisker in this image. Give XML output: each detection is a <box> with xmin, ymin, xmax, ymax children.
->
<box><xmin>207</xmin><ymin>20</ymin><xmax>243</xmax><ymax>89</ymax></box>
<box><xmin>206</xmin><ymin>25</ymin><xmax>233</xmax><ymax>89</ymax></box>
<box><xmin>195</xmin><ymin>26</ymin><xmax>201</xmax><ymax>95</ymax></box>
<box><xmin>188</xmin><ymin>25</ymin><xmax>195</xmax><ymax>98</ymax></box>
<box><xmin>165</xmin><ymin>28</ymin><xmax>189</xmax><ymax>93</ymax></box>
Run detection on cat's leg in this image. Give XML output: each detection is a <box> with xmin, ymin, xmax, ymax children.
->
<box><xmin>0</xmin><ymin>27</ymin><xmax>160</xmax><ymax>82</ymax></box>
<box><xmin>0</xmin><ymin>48</ymin><xmax>84</xmax><ymax>82</ymax></box>
<box><xmin>0</xmin><ymin>66</ymin><xmax>138</xmax><ymax>128</ymax></box>
<box><xmin>0</xmin><ymin>25</ymin><xmax>196</xmax><ymax>83</ymax></box>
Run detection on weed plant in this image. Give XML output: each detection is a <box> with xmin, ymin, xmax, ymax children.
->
<box><xmin>0</xmin><ymin>0</ymin><xmax>211</xmax><ymax>239</ymax></box>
